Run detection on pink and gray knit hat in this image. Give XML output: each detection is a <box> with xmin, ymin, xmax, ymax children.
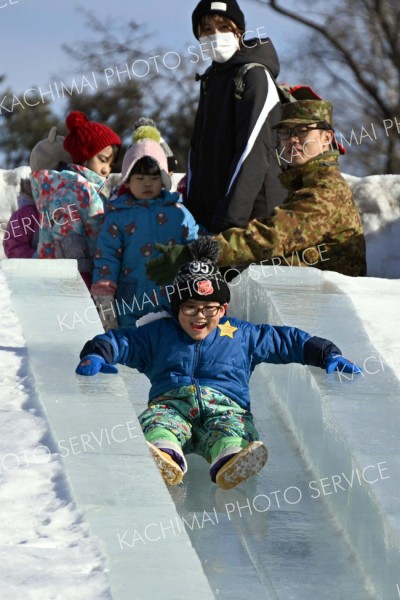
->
<box><xmin>120</xmin><ymin>134</ymin><xmax>172</xmax><ymax>190</ymax></box>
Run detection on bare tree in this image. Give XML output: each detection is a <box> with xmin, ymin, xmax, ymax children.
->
<box><xmin>254</xmin><ymin>0</ymin><xmax>400</xmax><ymax>175</ymax></box>
<box><xmin>0</xmin><ymin>79</ymin><xmax>63</xmax><ymax>169</ymax></box>
<box><xmin>0</xmin><ymin>13</ymin><xmax>200</xmax><ymax>170</ymax></box>
<box><xmin>62</xmin><ymin>10</ymin><xmax>200</xmax><ymax>170</ymax></box>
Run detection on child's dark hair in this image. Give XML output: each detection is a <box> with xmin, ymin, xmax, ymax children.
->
<box><xmin>111</xmin><ymin>144</ymin><xmax>121</xmax><ymax>163</ymax></box>
<box><xmin>129</xmin><ymin>156</ymin><xmax>161</xmax><ymax>179</ymax></box>
<box><xmin>198</xmin><ymin>14</ymin><xmax>244</xmax><ymax>39</ymax></box>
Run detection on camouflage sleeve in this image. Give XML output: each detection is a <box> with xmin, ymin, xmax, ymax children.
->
<box><xmin>217</xmin><ymin>176</ymin><xmax>362</xmax><ymax>268</ymax></box>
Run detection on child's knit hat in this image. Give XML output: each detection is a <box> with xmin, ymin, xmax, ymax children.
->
<box><xmin>192</xmin><ymin>0</ymin><xmax>246</xmax><ymax>38</ymax></box>
<box><xmin>169</xmin><ymin>237</ymin><xmax>230</xmax><ymax>319</ymax></box>
<box><xmin>120</xmin><ymin>125</ymin><xmax>172</xmax><ymax>190</ymax></box>
<box><xmin>63</xmin><ymin>111</ymin><xmax>121</xmax><ymax>164</ymax></box>
<box><xmin>30</xmin><ymin>126</ymin><xmax>72</xmax><ymax>171</ymax></box>
<box><xmin>131</xmin><ymin>117</ymin><xmax>178</xmax><ymax>173</ymax></box>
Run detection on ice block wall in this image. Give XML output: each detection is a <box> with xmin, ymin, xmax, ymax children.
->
<box><xmin>228</xmin><ymin>265</ymin><xmax>400</xmax><ymax>599</ymax></box>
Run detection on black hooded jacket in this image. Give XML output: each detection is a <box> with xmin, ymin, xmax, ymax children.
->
<box><xmin>186</xmin><ymin>37</ymin><xmax>286</xmax><ymax>233</ymax></box>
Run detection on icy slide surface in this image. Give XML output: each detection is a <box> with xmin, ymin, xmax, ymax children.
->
<box><xmin>1</xmin><ymin>260</ymin><xmax>214</xmax><ymax>600</ymax></box>
<box><xmin>2</xmin><ymin>259</ymin><xmax>399</xmax><ymax>599</ymax></box>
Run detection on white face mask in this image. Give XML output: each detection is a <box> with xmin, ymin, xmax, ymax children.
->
<box><xmin>199</xmin><ymin>32</ymin><xmax>240</xmax><ymax>64</ymax></box>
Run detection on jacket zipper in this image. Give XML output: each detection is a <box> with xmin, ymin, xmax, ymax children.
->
<box><xmin>193</xmin><ymin>341</ymin><xmax>204</xmax><ymax>421</ymax></box>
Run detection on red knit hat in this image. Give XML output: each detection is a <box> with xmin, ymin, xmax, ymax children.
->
<box><xmin>63</xmin><ymin>111</ymin><xmax>121</xmax><ymax>164</ymax></box>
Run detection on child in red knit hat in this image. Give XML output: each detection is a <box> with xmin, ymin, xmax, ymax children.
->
<box><xmin>32</xmin><ymin>111</ymin><xmax>121</xmax><ymax>288</ymax></box>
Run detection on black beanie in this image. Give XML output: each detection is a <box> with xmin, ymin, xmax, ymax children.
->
<box><xmin>192</xmin><ymin>0</ymin><xmax>246</xmax><ymax>39</ymax></box>
<box><xmin>169</xmin><ymin>237</ymin><xmax>231</xmax><ymax>319</ymax></box>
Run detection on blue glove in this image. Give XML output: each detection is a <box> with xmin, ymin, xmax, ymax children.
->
<box><xmin>75</xmin><ymin>354</ymin><xmax>119</xmax><ymax>376</ymax></box>
<box><xmin>325</xmin><ymin>354</ymin><xmax>362</xmax><ymax>375</ymax></box>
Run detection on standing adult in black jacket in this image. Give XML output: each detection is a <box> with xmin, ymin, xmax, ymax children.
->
<box><xmin>187</xmin><ymin>0</ymin><xmax>286</xmax><ymax>234</ymax></box>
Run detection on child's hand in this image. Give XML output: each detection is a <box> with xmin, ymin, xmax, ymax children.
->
<box><xmin>91</xmin><ymin>280</ymin><xmax>117</xmax><ymax>296</ymax></box>
<box><xmin>75</xmin><ymin>354</ymin><xmax>119</xmax><ymax>376</ymax></box>
<box><xmin>146</xmin><ymin>243</ymin><xmax>191</xmax><ymax>285</ymax></box>
<box><xmin>325</xmin><ymin>354</ymin><xmax>362</xmax><ymax>375</ymax></box>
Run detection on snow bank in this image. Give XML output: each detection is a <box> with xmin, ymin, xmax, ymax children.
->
<box><xmin>0</xmin><ymin>266</ymin><xmax>111</xmax><ymax>600</ymax></box>
<box><xmin>0</xmin><ymin>166</ymin><xmax>31</xmax><ymax>224</ymax></box>
<box><xmin>343</xmin><ymin>173</ymin><xmax>400</xmax><ymax>278</ymax></box>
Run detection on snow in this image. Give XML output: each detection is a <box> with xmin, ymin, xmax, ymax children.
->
<box><xmin>343</xmin><ymin>173</ymin><xmax>400</xmax><ymax>278</ymax></box>
<box><xmin>0</xmin><ymin>166</ymin><xmax>31</xmax><ymax>224</ymax></box>
<box><xmin>0</xmin><ymin>268</ymin><xmax>111</xmax><ymax>600</ymax></box>
<box><xmin>0</xmin><ymin>167</ymin><xmax>399</xmax><ymax>597</ymax></box>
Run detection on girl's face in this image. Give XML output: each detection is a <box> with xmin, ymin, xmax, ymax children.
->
<box><xmin>86</xmin><ymin>146</ymin><xmax>115</xmax><ymax>178</ymax></box>
<box><xmin>125</xmin><ymin>173</ymin><xmax>163</xmax><ymax>200</ymax></box>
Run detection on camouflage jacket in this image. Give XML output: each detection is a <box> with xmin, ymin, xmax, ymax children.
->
<box><xmin>216</xmin><ymin>151</ymin><xmax>367</xmax><ymax>276</ymax></box>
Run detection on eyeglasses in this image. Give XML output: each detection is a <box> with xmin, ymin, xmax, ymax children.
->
<box><xmin>180</xmin><ymin>305</ymin><xmax>222</xmax><ymax>317</ymax></box>
<box><xmin>277</xmin><ymin>125</ymin><xmax>329</xmax><ymax>140</ymax></box>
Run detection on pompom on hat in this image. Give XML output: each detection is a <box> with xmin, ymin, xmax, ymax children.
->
<box><xmin>131</xmin><ymin>117</ymin><xmax>161</xmax><ymax>144</ymax></box>
<box><xmin>63</xmin><ymin>111</ymin><xmax>121</xmax><ymax>165</ymax></box>
<box><xmin>192</xmin><ymin>0</ymin><xmax>246</xmax><ymax>39</ymax></box>
<box><xmin>169</xmin><ymin>237</ymin><xmax>230</xmax><ymax>319</ymax></box>
<box><xmin>131</xmin><ymin>117</ymin><xmax>178</xmax><ymax>172</ymax></box>
<box><xmin>120</xmin><ymin>125</ymin><xmax>172</xmax><ymax>190</ymax></box>
<box><xmin>30</xmin><ymin>126</ymin><xmax>72</xmax><ymax>171</ymax></box>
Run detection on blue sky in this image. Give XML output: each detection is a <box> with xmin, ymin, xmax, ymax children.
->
<box><xmin>0</xmin><ymin>0</ymin><xmax>299</xmax><ymax>97</ymax></box>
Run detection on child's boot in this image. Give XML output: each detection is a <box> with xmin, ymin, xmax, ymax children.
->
<box><xmin>147</xmin><ymin>442</ymin><xmax>187</xmax><ymax>485</ymax></box>
<box><xmin>215</xmin><ymin>441</ymin><xmax>268</xmax><ymax>490</ymax></box>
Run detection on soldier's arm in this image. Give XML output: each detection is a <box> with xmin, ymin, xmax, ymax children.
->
<box><xmin>147</xmin><ymin>179</ymin><xmax>359</xmax><ymax>280</ymax></box>
<box><xmin>216</xmin><ymin>186</ymin><xmax>344</xmax><ymax>267</ymax></box>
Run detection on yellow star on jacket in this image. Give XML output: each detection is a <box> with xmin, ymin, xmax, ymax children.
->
<box><xmin>218</xmin><ymin>321</ymin><xmax>238</xmax><ymax>339</ymax></box>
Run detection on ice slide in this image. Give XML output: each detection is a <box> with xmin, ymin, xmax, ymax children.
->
<box><xmin>2</xmin><ymin>259</ymin><xmax>399</xmax><ymax>600</ymax></box>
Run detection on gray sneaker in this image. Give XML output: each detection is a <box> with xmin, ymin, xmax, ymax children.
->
<box><xmin>147</xmin><ymin>442</ymin><xmax>185</xmax><ymax>486</ymax></box>
<box><xmin>216</xmin><ymin>441</ymin><xmax>268</xmax><ymax>490</ymax></box>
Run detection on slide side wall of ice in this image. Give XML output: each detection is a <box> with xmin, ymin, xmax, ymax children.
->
<box><xmin>228</xmin><ymin>266</ymin><xmax>400</xmax><ymax>600</ymax></box>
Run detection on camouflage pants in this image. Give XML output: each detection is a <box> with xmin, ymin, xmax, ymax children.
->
<box><xmin>139</xmin><ymin>385</ymin><xmax>259</xmax><ymax>463</ymax></box>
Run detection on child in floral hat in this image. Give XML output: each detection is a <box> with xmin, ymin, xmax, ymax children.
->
<box><xmin>32</xmin><ymin>111</ymin><xmax>121</xmax><ymax>288</ymax></box>
<box><xmin>76</xmin><ymin>238</ymin><xmax>361</xmax><ymax>490</ymax></box>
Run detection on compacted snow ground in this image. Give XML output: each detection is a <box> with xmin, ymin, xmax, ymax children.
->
<box><xmin>0</xmin><ymin>268</ymin><xmax>111</xmax><ymax>600</ymax></box>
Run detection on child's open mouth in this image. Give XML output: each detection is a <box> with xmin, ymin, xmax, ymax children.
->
<box><xmin>191</xmin><ymin>322</ymin><xmax>207</xmax><ymax>331</ymax></box>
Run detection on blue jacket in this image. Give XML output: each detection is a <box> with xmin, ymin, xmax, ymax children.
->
<box><xmin>79</xmin><ymin>316</ymin><xmax>340</xmax><ymax>410</ymax></box>
<box><xmin>92</xmin><ymin>190</ymin><xmax>198</xmax><ymax>323</ymax></box>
